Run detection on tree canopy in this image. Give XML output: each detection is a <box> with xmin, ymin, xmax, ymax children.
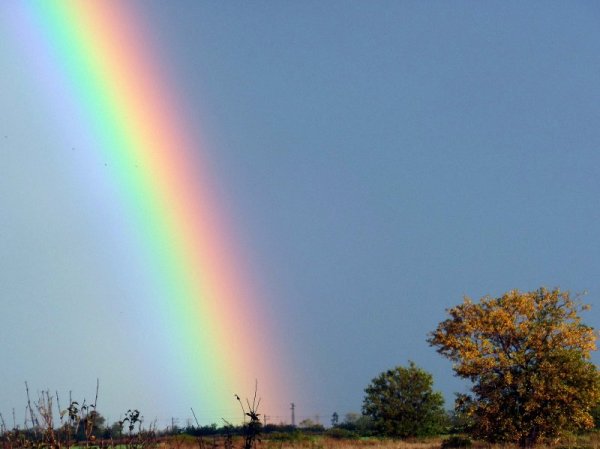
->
<box><xmin>362</xmin><ymin>361</ymin><xmax>446</xmax><ymax>437</ymax></box>
<box><xmin>429</xmin><ymin>288</ymin><xmax>600</xmax><ymax>446</ymax></box>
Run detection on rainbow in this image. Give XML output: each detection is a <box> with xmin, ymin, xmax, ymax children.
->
<box><xmin>10</xmin><ymin>1</ymin><xmax>289</xmax><ymax>421</ymax></box>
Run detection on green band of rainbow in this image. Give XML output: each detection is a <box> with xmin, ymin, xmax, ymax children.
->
<box><xmin>20</xmin><ymin>0</ymin><xmax>288</xmax><ymax>420</ymax></box>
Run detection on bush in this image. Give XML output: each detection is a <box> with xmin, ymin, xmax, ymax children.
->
<box><xmin>266</xmin><ymin>431</ymin><xmax>308</xmax><ymax>442</ymax></box>
<box><xmin>441</xmin><ymin>436</ymin><xmax>472</xmax><ymax>449</ymax></box>
<box><xmin>325</xmin><ymin>428</ymin><xmax>358</xmax><ymax>439</ymax></box>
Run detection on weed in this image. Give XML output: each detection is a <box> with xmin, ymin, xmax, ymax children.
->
<box><xmin>234</xmin><ymin>381</ymin><xmax>262</xmax><ymax>449</ymax></box>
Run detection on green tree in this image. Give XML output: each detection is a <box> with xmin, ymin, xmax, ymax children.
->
<box><xmin>298</xmin><ymin>418</ymin><xmax>324</xmax><ymax>432</ymax></box>
<box><xmin>331</xmin><ymin>412</ymin><xmax>339</xmax><ymax>427</ymax></box>
<box><xmin>337</xmin><ymin>413</ymin><xmax>374</xmax><ymax>435</ymax></box>
<box><xmin>343</xmin><ymin>412</ymin><xmax>360</xmax><ymax>425</ymax></box>
<box><xmin>362</xmin><ymin>361</ymin><xmax>446</xmax><ymax>437</ymax></box>
<box><xmin>429</xmin><ymin>288</ymin><xmax>600</xmax><ymax>446</ymax></box>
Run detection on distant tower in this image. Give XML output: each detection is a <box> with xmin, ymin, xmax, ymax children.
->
<box><xmin>290</xmin><ymin>403</ymin><xmax>296</xmax><ymax>427</ymax></box>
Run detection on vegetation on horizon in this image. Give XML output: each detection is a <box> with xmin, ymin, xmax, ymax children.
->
<box><xmin>1</xmin><ymin>287</ymin><xmax>598</xmax><ymax>449</ymax></box>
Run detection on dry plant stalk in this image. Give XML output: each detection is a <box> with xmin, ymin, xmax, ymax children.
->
<box><xmin>236</xmin><ymin>381</ymin><xmax>262</xmax><ymax>449</ymax></box>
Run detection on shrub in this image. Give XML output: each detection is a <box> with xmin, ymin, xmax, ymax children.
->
<box><xmin>325</xmin><ymin>428</ymin><xmax>358</xmax><ymax>439</ymax></box>
<box><xmin>441</xmin><ymin>436</ymin><xmax>472</xmax><ymax>449</ymax></box>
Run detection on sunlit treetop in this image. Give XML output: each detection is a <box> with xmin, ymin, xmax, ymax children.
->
<box><xmin>429</xmin><ymin>288</ymin><xmax>600</xmax><ymax>446</ymax></box>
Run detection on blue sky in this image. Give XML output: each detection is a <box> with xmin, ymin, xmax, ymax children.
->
<box><xmin>1</xmin><ymin>1</ymin><xmax>599</xmax><ymax>427</ymax></box>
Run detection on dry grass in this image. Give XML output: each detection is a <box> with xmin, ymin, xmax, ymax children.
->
<box><xmin>261</xmin><ymin>439</ymin><xmax>426</xmax><ymax>449</ymax></box>
<box><xmin>158</xmin><ymin>433</ymin><xmax>600</xmax><ymax>449</ymax></box>
<box><xmin>159</xmin><ymin>437</ymin><xmax>445</xmax><ymax>449</ymax></box>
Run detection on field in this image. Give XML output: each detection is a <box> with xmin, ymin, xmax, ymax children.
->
<box><xmin>156</xmin><ymin>433</ymin><xmax>600</xmax><ymax>449</ymax></box>
<box><xmin>3</xmin><ymin>428</ymin><xmax>600</xmax><ymax>449</ymax></box>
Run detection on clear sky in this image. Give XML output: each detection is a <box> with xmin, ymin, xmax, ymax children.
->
<box><xmin>1</xmin><ymin>1</ymin><xmax>599</xmax><ymax>429</ymax></box>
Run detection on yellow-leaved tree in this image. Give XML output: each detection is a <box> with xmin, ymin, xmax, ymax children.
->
<box><xmin>428</xmin><ymin>288</ymin><xmax>599</xmax><ymax>447</ymax></box>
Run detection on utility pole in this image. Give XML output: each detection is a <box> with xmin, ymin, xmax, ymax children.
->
<box><xmin>290</xmin><ymin>403</ymin><xmax>295</xmax><ymax>427</ymax></box>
